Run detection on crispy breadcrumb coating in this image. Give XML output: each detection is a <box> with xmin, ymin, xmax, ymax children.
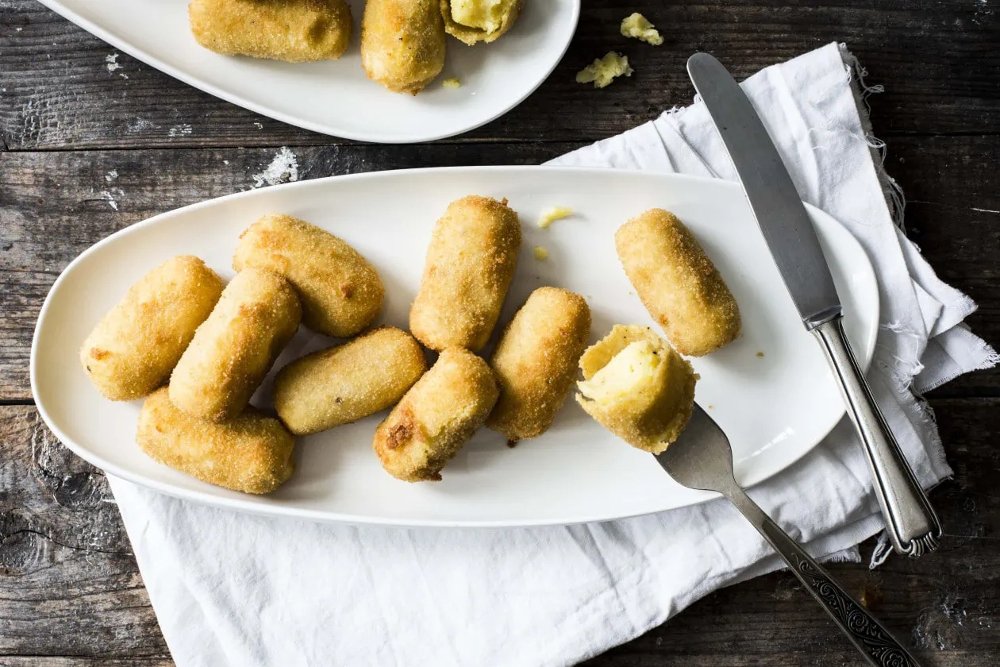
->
<box><xmin>137</xmin><ymin>388</ymin><xmax>295</xmax><ymax>494</ymax></box>
<box><xmin>362</xmin><ymin>0</ymin><xmax>446</xmax><ymax>94</ymax></box>
<box><xmin>373</xmin><ymin>348</ymin><xmax>498</xmax><ymax>482</ymax></box>
<box><xmin>233</xmin><ymin>214</ymin><xmax>384</xmax><ymax>338</ymax></box>
<box><xmin>189</xmin><ymin>0</ymin><xmax>352</xmax><ymax>62</ymax></box>
<box><xmin>616</xmin><ymin>208</ymin><xmax>741</xmax><ymax>356</ymax></box>
<box><xmin>169</xmin><ymin>268</ymin><xmax>301</xmax><ymax>422</ymax></box>
<box><xmin>80</xmin><ymin>255</ymin><xmax>224</xmax><ymax>401</ymax></box>
<box><xmin>487</xmin><ymin>287</ymin><xmax>591</xmax><ymax>441</ymax></box>
<box><xmin>410</xmin><ymin>195</ymin><xmax>521</xmax><ymax>351</ymax></box>
<box><xmin>274</xmin><ymin>327</ymin><xmax>427</xmax><ymax>435</ymax></box>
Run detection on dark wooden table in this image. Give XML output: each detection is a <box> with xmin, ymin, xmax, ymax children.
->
<box><xmin>2</xmin><ymin>1</ymin><xmax>998</xmax><ymax>665</ymax></box>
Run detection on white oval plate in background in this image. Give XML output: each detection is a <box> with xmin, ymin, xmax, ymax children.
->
<box><xmin>32</xmin><ymin>167</ymin><xmax>878</xmax><ymax>527</ymax></box>
<box><xmin>36</xmin><ymin>0</ymin><xmax>579</xmax><ymax>143</ymax></box>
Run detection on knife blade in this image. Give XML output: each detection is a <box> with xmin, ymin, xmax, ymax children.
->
<box><xmin>687</xmin><ymin>52</ymin><xmax>841</xmax><ymax>329</ymax></box>
<box><xmin>688</xmin><ymin>52</ymin><xmax>941</xmax><ymax>557</ymax></box>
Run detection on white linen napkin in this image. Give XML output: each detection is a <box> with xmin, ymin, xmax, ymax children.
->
<box><xmin>107</xmin><ymin>42</ymin><xmax>996</xmax><ymax>666</ymax></box>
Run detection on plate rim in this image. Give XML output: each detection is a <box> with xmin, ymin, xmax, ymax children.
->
<box><xmin>35</xmin><ymin>0</ymin><xmax>582</xmax><ymax>144</ymax></box>
<box><xmin>30</xmin><ymin>166</ymin><xmax>880</xmax><ymax>528</ymax></box>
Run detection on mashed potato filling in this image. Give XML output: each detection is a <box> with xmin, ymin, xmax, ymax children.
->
<box><xmin>451</xmin><ymin>0</ymin><xmax>506</xmax><ymax>32</ymax></box>
<box><xmin>578</xmin><ymin>340</ymin><xmax>661</xmax><ymax>406</ymax></box>
<box><xmin>620</xmin><ymin>13</ymin><xmax>663</xmax><ymax>46</ymax></box>
<box><xmin>538</xmin><ymin>206</ymin><xmax>573</xmax><ymax>228</ymax></box>
<box><xmin>576</xmin><ymin>52</ymin><xmax>633</xmax><ymax>89</ymax></box>
<box><xmin>575</xmin><ymin>325</ymin><xmax>697</xmax><ymax>454</ymax></box>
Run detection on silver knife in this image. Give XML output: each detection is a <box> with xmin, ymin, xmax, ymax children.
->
<box><xmin>687</xmin><ymin>52</ymin><xmax>941</xmax><ymax>557</ymax></box>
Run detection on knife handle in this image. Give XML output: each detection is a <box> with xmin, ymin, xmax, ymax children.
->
<box><xmin>811</xmin><ymin>317</ymin><xmax>941</xmax><ymax>557</ymax></box>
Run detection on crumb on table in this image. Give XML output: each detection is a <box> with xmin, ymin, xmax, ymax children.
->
<box><xmin>576</xmin><ymin>52</ymin><xmax>633</xmax><ymax>89</ymax></box>
<box><xmin>620</xmin><ymin>13</ymin><xmax>663</xmax><ymax>46</ymax></box>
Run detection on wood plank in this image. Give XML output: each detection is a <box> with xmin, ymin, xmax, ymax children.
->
<box><xmin>1</xmin><ymin>0</ymin><xmax>998</xmax><ymax>149</ymax></box>
<box><xmin>2</xmin><ymin>136</ymin><xmax>997</xmax><ymax>401</ymax></box>
<box><xmin>0</xmin><ymin>406</ymin><xmax>168</xmax><ymax>659</ymax></box>
<box><xmin>1</xmin><ymin>399</ymin><xmax>996</xmax><ymax>664</ymax></box>
<box><xmin>0</xmin><ymin>661</ymin><xmax>172</xmax><ymax>667</ymax></box>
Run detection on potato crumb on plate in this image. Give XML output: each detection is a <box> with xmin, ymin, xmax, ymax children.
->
<box><xmin>538</xmin><ymin>206</ymin><xmax>573</xmax><ymax>228</ymax></box>
<box><xmin>576</xmin><ymin>52</ymin><xmax>632</xmax><ymax>88</ymax></box>
<box><xmin>533</xmin><ymin>246</ymin><xmax>549</xmax><ymax>260</ymax></box>
<box><xmin>443</xmin><ymin>77</ymin><xmax>461</xmax><ymax>88</ymax></box>
<box><xmin>620</xmin><ymin>13</ymin><xmax>663</xmax><ymax>46</ymax></box>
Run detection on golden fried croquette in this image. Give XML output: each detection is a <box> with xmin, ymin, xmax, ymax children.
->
<box><xmin>487</xmin><ymin>287</ymin><xmax>591</xmax><ymax>441</ymax></box>
<box><xmin>576</xmin><ymin>325</ymin><xmax>697</xmax><ymax>454</ymax></box>
<box><xmin>362</xmin><ymin>0</ymin><xmax>447</xmax><ymax>94</ymax></box>
<box><xmin>373</xmin><ymin>348</ymin><xmax>498</xmax><ymax>482</ymax></box>
<box><xmin>274</xmin><ymin>327</ymin><xmax>427</xmax><ymax>435</ymax></box>
<box><xmin>233</xmin><ymin>214</ymin><xmax>384</xmax><ymax>338</ymax></box>
<box><xmin>616</xmin><ymin>208</ymin><xmax>741</xmax><ymax>356</ymax></box>
<box><xmin>169</xmin><ymin>268</ymin><xmax>301</xmax><ymax>422</ymax></box>
<box><xmin>80</xmin><ymin>255</ymin><xmax>224</xmax><ymax>401</ymax></box>
<box><xmin>440</xmin><ymin>0</ymin><xmax>523</xmax><ymax>45</ymax></box>
<box><xmin>189</xmin><ymin>0</ymin><xmax>352</xmax><ymax>62</ymax></box>
<box><xmin>137</xmin><ymin>388</ymin><xmax>295</xmax><ymax>494</ymax></box>
<box><xmin>410</xmin><ymin>196</ymin><xmax>521</xmax><ymax>352</ymax></box>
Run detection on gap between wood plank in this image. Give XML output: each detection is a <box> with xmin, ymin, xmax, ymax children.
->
<box><xmin>3</xmin><ymin>130</ymin><xmax>1000</xmax><ymax>153</ymax></box>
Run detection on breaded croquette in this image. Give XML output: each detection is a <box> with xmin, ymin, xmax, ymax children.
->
<box><xmin>487</xmin><ymin>287</ymin><xmax>591</xmax><ymax>441</ymax></box>
<box><xmin>373</xmin><ymin>348</ymin><xmax>498</xmax><ymax>482</ymax></box>
<box><xmin>441</xmin><ymin>0</ymin><xmax>523</xmax><ymax>45</ymax></box>
<box><xmin>233</xmin><ymin>214</ymin><xmax>384</xmax><ymax>338</ymax></box>
<box><xmin>576</xmin><ymin>325</ymin><xmax>697</xmax><ymax>454</ymax></box>
<box><xmin>189</xmin><ymin>0</ymin><xmax>352</xmax><ymax>62</ymax></box>
<box><xmin>80</xmin><ymin>255</ymin><xmax>224</xmax><ymax>401</ymax></box>
<box><xmin>362</xmin><ymin>0</ymin><xmax>447</xmax><ymax>94</ymax></box>
<box><xmin>169</xmin><ymin>268</ymin><xmax>302</xmax><ymax>422</ymax></box>
<box><xmin>616</xmin><ymin>209</ymin><xmax>741</xmax><ymax>356</ymax></box>
<box><xmin>274</xmin><ymin>327</ymin><xmax>427</xmax><ymax>435</ymax></box>
<box><xmin>410</xmin><ymin>195</ymin><xmax>521</xmax><ymax>352</ymax></box>
<box><xmin>137</xmin><ymin>388</ymin><xmax>295</xmax><ymax>494</ymax></box>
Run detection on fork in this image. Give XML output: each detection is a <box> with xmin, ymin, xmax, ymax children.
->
<box><xmin>655</xmin><ymin>405</ymin><xmax>922</xmax><ymax>667</ymax></box>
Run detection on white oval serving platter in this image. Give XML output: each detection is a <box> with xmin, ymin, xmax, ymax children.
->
<box><xmin>36</xmin><ymin>0</ymin><xmax>579</xmax><ymax>143</ymax></box>
<box><xmin>32</xmin><ymin>167</ymin><xmax>878</xmax><ymax>527</ymax></box>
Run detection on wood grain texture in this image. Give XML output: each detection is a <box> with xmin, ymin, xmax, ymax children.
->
<box><xmin>0</xmin><ymin>0</ymin><xmax>998</xmax><ymax>149</ymax></box>
<box><xmin>1</xmin><ymin>0</ymin><xmax>999</xmax><ymax>665</ymax></box>
<box><xmin>0</xmin><ymin>407</ymin><xmax>168</xmax><ymax>659</ymax></box>
<box><xmin>1</xmin><ymin>400</ymin><xmax>997</xmax><ymax>664</ymax></box>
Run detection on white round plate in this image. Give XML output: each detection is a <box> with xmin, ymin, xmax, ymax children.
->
<box><xmin>37</xmin><ymin>0</ymin><xmax>579</xmax><ymax>143</ymax></box>
<box><xmin>32</xmin><ymin>167</ymin><xmax>879</xmax><ymax>527</ymax></box>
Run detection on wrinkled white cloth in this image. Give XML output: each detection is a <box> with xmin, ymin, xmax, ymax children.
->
<box><xmin>108</xmin><ymin>42</ymin><xmax>996</xmax><ymax>666</ymax></box>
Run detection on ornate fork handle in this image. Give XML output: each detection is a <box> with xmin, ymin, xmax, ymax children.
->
<box><xmin>727</xmin><ymin>485</ymin><xmax>922</xmax><ymax>667</ymax></box>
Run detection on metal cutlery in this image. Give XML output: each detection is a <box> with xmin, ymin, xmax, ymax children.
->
<box><xmin>656</xmin><ymin>404</ymin><xmax>922</xmax><ymax>666</ymax></box>
<box><xmin>687</xmin><ymin>52</ymin><xmax>941</xmax><ymax>557</ymax></box>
